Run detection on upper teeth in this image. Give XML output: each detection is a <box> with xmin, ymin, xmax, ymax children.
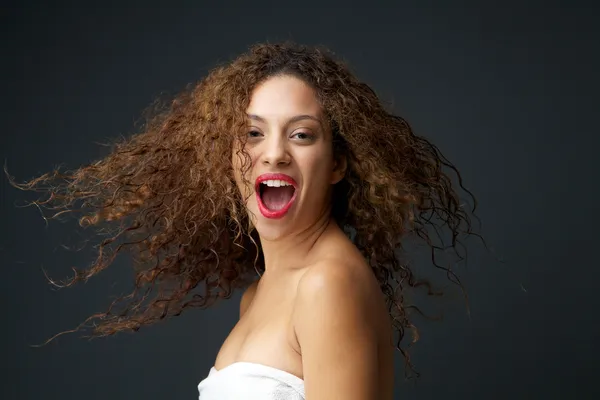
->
<box><xmin>262</xmin><ymin>180</ymin><xmax>292</xmax><ymax>187</ymax></box>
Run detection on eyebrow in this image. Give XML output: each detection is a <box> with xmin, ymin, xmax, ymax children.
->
<box><xmin>247</xmin><ymin>114</ymin><xmax>322</xmax><ymax>127</ymax></box>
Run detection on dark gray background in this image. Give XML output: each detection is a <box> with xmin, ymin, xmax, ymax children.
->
<box><xmin>1</xmin><ymin>1</ymin><xmax>598</xmax><ymax>399</ymax></box>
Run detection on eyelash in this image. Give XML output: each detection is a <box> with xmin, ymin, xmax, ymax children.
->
<box><xmin>246</xmin><ymin>131</ymin><xmax>315</xmax><ymax>141</ymax></box>
<box><xmin>291</xmin><ymin>132</ymin><xmax>314</xmax><ymax>140</ymax></box>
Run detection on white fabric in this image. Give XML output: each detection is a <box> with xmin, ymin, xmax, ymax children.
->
<box><xmin>197</xmin><ymin>361</ymin><xmax>305</xmax><ymax>400</ymax></box>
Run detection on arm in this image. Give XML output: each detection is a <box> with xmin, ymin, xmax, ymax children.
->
<box><xmin>293</xmin><ymin>263</ymin><xmax>379</xmax><ymax>400</ymax></box>
<box><xmin>240</xmin><ymin>280</ymin><xmax>259</xmax><ymax>319</ymax></box>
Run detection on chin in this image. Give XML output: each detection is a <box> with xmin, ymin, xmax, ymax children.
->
<box><xmin>245</xmin><ymin>188</ymin><xmax>299</xmax><ymax>240</ymax></box>
<box><xmin>249</xmin><ymin>207</ymin><xmax>295</xmax><ymax>241</ymax></box>
<box><xmin>254</xmin><ymin>223</ymin><xmax>291</xmax><ymax>242</ymax></box>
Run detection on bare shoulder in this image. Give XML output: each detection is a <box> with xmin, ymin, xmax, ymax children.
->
<box><xmin>294</xmin><ymin>259</ymin><xmax>381</xmax><ymax>326</ymax></box>
<box><xmin>292</xmin><ymin>259</ymin><xmax>385</xmax><ymax>399</ymax></box>
<box><xmin>298</xmin><ymin>259</ymin><xmax>368</xmax><ymax>295</ymax></box>
<box><xmin>239</xmin><ymin>279</ymin><xmax>259</xmax><ymax>319</ymax></box>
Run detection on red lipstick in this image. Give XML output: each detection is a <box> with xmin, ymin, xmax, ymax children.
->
<box><xmin>255</xmin><ymin>173</ymin><xmax>298</xmax><ymax>219</ymax></box>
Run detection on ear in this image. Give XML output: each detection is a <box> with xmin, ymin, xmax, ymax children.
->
<box><xmin>330</xmin><ymin>155</ymin><xmax>347</xmax><ymax>185</ymax></box>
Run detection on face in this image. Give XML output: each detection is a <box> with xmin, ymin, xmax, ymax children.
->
<box><xmin>232</xmin><ymin>75</ymin><xmax>344</xmax><ymax>240</ymax></box>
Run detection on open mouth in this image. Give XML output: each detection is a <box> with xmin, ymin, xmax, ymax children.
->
<box><xmin>255</xmin><ymin>175</ymin><xmax>298</xmax><ymax>219</ymax></box>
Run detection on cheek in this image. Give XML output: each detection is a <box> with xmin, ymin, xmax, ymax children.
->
<box><xmin>232</xmin><ymin>148</ymin><xmax>257</xmax><ymax>198</ymax></box>
<box><xmin>305</xmin><ymin>150</ymin><xmax>335</xmax><ymax>185</ymax></box>
<box><xmin>231</xmin><ymin>153</ymin><xmax>242</xmax><ymax>186</ymax></box>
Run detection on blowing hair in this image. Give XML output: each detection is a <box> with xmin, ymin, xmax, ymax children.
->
<box><xmin>9</xmin><ymin>42</ymin><xmax>482</xmax><ymax>376</ymax></box>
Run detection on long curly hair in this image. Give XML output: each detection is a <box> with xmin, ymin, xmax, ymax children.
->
<box><xmin>9</xmin><ymin>42</ymin><xmax>481</xmax><ymax>374</ymax></box>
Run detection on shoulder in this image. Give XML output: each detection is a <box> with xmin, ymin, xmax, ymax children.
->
<box><xmin>293</xmin><ymin>259</ymin><xmax>377</xmax><ymax>329</ymax></box>
<box><xmin>292</xmin><ymin>260</ymin><xmax>381</xmax><ymax>398</ymax></box>
<box><xmin>297</xmin><ymin>259</ymin><xmax>370</xmax><ymax>302</ymax></box>
<box><xmin>239</xmin><ymin>280</ymin><xmax>259</xmax><ymax>319</ymax></box>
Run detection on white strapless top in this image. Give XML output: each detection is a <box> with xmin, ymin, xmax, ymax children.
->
<box><xmin>197</xmin><ymin>362</ymin><xmax>305</xmax><ymax>400</ymax></box>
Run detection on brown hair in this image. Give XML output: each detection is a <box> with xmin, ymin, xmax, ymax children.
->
<box><xmin>9</xmin><ymin>42</ymin><xmax>481</xmax><ymax>374</ymax></box>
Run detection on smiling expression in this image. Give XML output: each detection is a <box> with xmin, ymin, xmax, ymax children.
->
<box><xmin>232</xmin><ymin>75</ymin><xmax>344</xmax><ymax>239</ymax></box>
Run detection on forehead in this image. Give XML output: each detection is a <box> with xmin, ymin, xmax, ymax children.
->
<box><xmin>247</xmin><ymin>75</ymin><xmax>323</xmax><ymax>120</ymax></box>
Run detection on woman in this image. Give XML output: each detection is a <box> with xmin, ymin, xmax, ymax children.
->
<box><xmin>13</xmin><ymin>42</ymin><xmax>478</xmax><ymax>399</ymax></box>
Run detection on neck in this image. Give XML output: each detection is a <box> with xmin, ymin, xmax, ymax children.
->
<box><xmin>258</xmin><ymin>211</ymin><xmax>338</xmax><ymax>274</ymax></box>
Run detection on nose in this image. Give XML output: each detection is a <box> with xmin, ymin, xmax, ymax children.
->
<box><xmin>261</xmin><ymin>134</ymin><xmax>291</xmax><ymax>166</ymax></box>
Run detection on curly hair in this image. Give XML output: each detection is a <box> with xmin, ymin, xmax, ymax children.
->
<box><xmin>9</xmin><ymin>42</ymin><xmax>481</xmax><ymax>375</ymax></box>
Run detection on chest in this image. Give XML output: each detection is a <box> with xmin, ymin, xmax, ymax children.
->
<box><xmin>214</xmin><ymin>277</ymin><xmax>303</xmax><ymax>377</ymax></box>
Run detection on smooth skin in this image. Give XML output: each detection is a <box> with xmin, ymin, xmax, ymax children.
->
<box><xmin>217</xmin><ymin>75</ymin><xmax>394</xmax><ymax>400</ymax></box>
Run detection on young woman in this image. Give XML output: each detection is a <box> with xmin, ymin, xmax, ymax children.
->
<box><xmin>14</xmin><ymin>42</ymin><xmax>477</xmax><ymax>399</ymax></box>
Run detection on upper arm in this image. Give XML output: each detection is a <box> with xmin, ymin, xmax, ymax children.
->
<box><xmin>293</xmin><ymin>263</ymin><xmax>379</xmax><ymax>400</ymax></box>
<box><xmin>240</xmin><ymin>280</ymin><xmax>259</xmax><ymax>319</ymax></box>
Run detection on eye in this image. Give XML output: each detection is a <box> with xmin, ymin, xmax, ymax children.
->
<box><xmin>291</xmin><ymin>131</ymin><xmax>314</xmax><ymax>141</ymax></box>
<box><xmin>247</xmin><ymin>130</ymin><xmax>263</xmax><ymax>138</ymax></box>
